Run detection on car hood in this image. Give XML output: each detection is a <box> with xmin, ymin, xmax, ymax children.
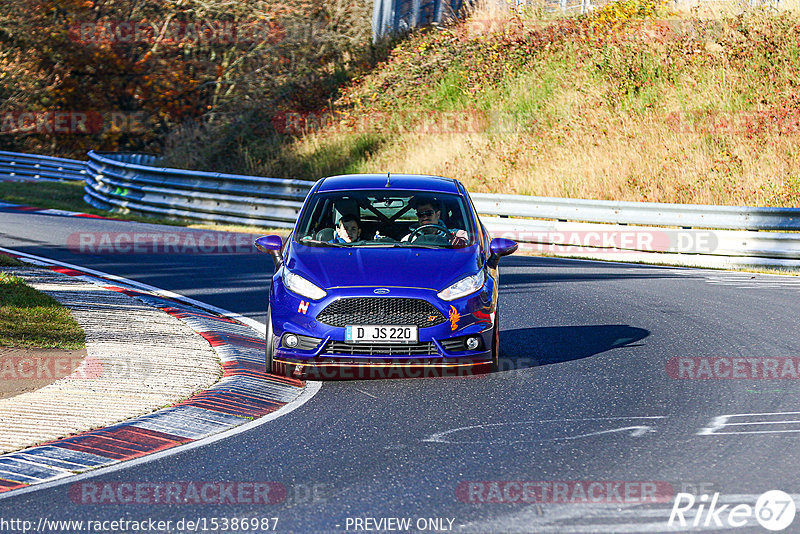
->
<box><xmin>285</xmin><ymin>244</ymin><xmax>483</xmax><ymax>291</ymax></box>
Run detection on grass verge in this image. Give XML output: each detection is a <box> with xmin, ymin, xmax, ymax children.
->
<box><xmin>0</xmin><ymin>181</ymin><xmax>194</xmax><ymax>226</ymax></box>
<box><xmin>0</xmin><ymin>255</ymin><xmax>24</xmax><ymax>267</ymax></box>
<box><xmin>0</xmin><ymin>271</ymin><xmax>86</xmax><ymax>350</ymax></box>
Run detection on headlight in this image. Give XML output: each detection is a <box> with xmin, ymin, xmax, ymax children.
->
<box><xmin>437</xmin><ymin>269</ymin><xmax>485</xmax><ymax>301</ymax></box>
<box><xmin>282</xmin><ymin>268</ymin><xmax>326</xmax><ymax>300</ymax></box>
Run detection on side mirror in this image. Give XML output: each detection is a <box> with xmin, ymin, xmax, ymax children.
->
<box><xmin>488</xmin><ymin>237</ymin><xmax>518</xmax><ymax>268</ymax></box>
<box><xmin>255</xmin><ymin>235</ymin><xmax>284</xmax><ymax>267</ymax></box>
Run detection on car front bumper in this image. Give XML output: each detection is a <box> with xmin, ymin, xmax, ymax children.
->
<box><xmin>270</xmin><ymin>281</ymin><xmax>498</xmax><ymax>379</ymax></box>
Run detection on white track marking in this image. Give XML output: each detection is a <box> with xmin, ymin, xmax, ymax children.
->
<box><xmin>0</xmin><ymin>246</ymin><xmax>266</xmax><ymax>335</ymax></box>
<box><xmin>698</xmin><ymin>412</ymin><xmax>800</xmax><ymax>436</ymax></box>
<box><xmin>354</xmin><ymin>388</ymin><xmax>378</xmax><ymax>399</ymax></box>
<box><xmin>423</xmin><ymin>417</ymin><xmax>668</xmax><ymax>443</ymax></box>
<box><xmin>558</xmin><ymin>426</ymin><xmax>657</xmax><ymax>439</ymax></box>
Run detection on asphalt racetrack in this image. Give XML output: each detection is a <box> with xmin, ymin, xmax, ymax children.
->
<box><xmin>2</xmin><ymin>207</ymin><xmax>800</xmax><ymax>533</ymax></box>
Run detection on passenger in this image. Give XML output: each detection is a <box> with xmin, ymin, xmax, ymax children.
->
<box><xmin>331</xmin><ymin>214</ymin><xmax>362</xmax><ymax>243</ymax></box>
<box><xmin>402</xmin><ymin>195</ymin><xmax>467</xmax><ymax>245</ymax></box>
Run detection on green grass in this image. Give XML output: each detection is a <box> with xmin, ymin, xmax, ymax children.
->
<box><xmin>0</xmin><ymin>272</ymin><xmax>85</xmax><ymax>349</ymax></box>
<box><xmin>0</xmin><ymin>255</ymin><xmax>24</xmax><ymax>267</ymax></box>
<box><xmin>0</xmin><ymin>181</ymin><xmax>193</xmax><ymax>226</ymax></box>
<box><xmin>431</xmin><ymin>65</ymin><xmax>472</xmax><ymax>110</ymax></box>
<box><xmin>307</xmin><ymin>134</ymin><xmax>386</xmax><ymax>177</ymax></box>
<box><xmin>0</xmin><ymin>181</ymin><xmax>96</xmax><ymax>214</ymax></box>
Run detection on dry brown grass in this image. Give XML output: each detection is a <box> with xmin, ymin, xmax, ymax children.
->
<box><xmin>285</xmin><ymin>119</ymin><xmax>800</xmax><ymax>206</ymax></box>
<box><xmin>270</xmin><ymin>2</ymin><xmax>800</xmax><ymax>208</ymax></box>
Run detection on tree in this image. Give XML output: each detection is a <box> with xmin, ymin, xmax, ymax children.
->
<box><xmin>0</xmin><ymin>0</ymin><xmax>374</xmax><ymax>158</ymax></box>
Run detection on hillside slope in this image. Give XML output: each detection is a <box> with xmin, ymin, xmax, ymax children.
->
<box><xmin>214</xmin><ymin>0</ymin><xmax>800</xmax><ymax>207</ymax></box>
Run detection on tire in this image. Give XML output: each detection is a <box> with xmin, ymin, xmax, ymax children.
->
<box><xmin>265</xmin><ymin>304</ymin><xmax>275</xmax><ymax>374</ymax></box>
<box><xmin>490</xmin><ymin>306</ymin><xmax>500</xmax><ymax>373</ymax></box>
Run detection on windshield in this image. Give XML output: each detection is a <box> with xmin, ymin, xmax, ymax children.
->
<box><xmin>294</xmin><ymin>190</ymin><xmax>476</xmax><ymax>248</ymax></box>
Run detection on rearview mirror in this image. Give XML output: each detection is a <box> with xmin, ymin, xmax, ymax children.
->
<box><xmin>255</xmin><ymin>235</ymin><xmax>284</xmax><ymax>267</ymax></box>
<box><xmin>488</xmin><ymin>237</ymin><xmax>518</xmax><ymax>268</ymax></box>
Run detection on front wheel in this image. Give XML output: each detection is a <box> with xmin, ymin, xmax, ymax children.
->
<box><xmin>265</xmin><ymin>305</ymin><xmax>275</xmax><ymax>374</ymax></box>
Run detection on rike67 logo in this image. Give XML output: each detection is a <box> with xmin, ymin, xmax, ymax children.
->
<box><xmin>668</xmin><ymin>490</ymin><xmax>796</xmax><ymax>531</ymax></box>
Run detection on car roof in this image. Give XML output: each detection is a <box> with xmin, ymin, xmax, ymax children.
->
<box><xmin>316</xmin><ymin>174</ymin><xmax>461</xmax><ymax>194</ymax></box>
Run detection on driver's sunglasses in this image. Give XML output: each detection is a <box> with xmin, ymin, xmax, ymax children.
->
<box><xmin>416</xmin><ymin>210</ymin><xmax>436</xmax><ymax>218</ymax></box>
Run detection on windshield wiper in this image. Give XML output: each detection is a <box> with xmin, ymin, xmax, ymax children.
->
<box><xmin>393</xmin><ymin>243</ymin><xmax>442</xmax><ymax>249</ymax></box>
<box><xmin>298</xmin><ymin>239</ymin><xmax>343</xmax><ymax>247</ymax></box>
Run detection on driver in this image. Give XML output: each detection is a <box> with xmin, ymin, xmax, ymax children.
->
<box><xmin>402</xmin><ymin>195</ymin><xmax>467</xmax><ymax>245</ymax></box>
<box><xmin>330</xmin><ymin>214</ymin><xmax>361</xmax><ymax>243</ymax></box>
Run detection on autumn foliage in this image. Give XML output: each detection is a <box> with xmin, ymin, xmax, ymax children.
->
<box><xmin>0</xmin><ymin>0</ymin><xmax>373</xmax><ymax>158</ymax></box>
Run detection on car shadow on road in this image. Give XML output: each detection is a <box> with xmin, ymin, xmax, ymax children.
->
<box><xmin>498</xmin><ymin>324</ymin><xmax>649</xmax><ymax>372</ymax></box>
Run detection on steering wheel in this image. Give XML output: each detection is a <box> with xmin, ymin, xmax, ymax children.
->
<box><xmin>407</xmin><ymin>224</ymin><xmax>455</xmax><ymax>242</ymax></box>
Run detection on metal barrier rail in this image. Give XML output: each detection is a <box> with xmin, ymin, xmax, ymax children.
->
<box><xmin>471</xmin><ymin>194</ymin><xmax>800</xmax><ymax>231</ymax></box>
<box><xmin>0</xmin><ymin>151</ymin><xmax>87</xmax><ymax>182</ymax></box>
<box><xmin>81</xmin><ymin>151</ymin><xmax>800</xmax><ymax>269</ymax></box>
<box><xmin>83</xmin><ymin>151</ymin><xmax>314</xmax><ymax>228</ymax></box>
<box><xmin>482</xmin><ymin>217</ymin><xmax>800</xmax><ymax>269</ymax></box>
<box><xmin>4</xmin><ymin>150</ymin><xmax>800</xmax><ymax>269</ymax></box>
<box><xmin>472</xmin><ymin>196</ymin><xmax>800</xmax><ymax>268</ymax></box>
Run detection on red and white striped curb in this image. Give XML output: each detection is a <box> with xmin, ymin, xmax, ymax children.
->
<box><xmin>0</xmin><ymin>248</ymin><xmax>310</xmax><ymax>496</ymax></box>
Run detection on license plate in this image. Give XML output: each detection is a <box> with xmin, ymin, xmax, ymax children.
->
<box><xmin>345</xmin><ymin>325</ymin><xmax>418</xmax><ymax>344</ymax></box>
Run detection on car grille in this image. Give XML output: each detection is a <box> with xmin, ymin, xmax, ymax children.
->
<box><xmin>323</xmin><ymin>340</ymin><xmax>438</xmax><ymax>356</ymax></box>
<box><xmin>316</xmin><ymin>298</ymin><xmax>446</xmax><ymax>328</ymax></box>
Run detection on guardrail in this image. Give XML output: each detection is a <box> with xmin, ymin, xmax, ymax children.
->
<box><xmin>470</xmin><ymin>194</ymin><xmax>800</xmax><ymax>269</ymax></box>
<box><xmin>372</xmin><ymin>0</ymin><xmax>795</xmax><ymax>42</ymax></box>
<box><xmin>0</xmin><ymin>151</ymin><xmax>87</xmax><ymax>182</ymax></box>
<box><xmin>481</xmin><ymin>217</ymin><xmax>800</xmax><ymax>270</ymax></box>
<box><xmin>83</xmin><ymin>151</ymin><xmax>314</xmax><ymax>229</ymax></box>
<box><xmin>470</xmin><ymin>194</ymin><xmax>800</xmax><ymax>231</ymax></box>
<box><xmin>3</xmin><ymin>150</ymin><xmax>800</xmax><ymax>270</ymax></box>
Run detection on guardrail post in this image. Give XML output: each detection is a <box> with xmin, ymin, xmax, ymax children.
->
<box><xmin>373</xmin><ymin>0</ymin><xmax>396</xmax><ymax>41</ymax></box>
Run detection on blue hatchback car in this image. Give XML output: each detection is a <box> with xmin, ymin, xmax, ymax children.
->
<box><xmin>255</xmin><ymin>174</ymin><xmax>517</xmax><ymax>379</ymax></box>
